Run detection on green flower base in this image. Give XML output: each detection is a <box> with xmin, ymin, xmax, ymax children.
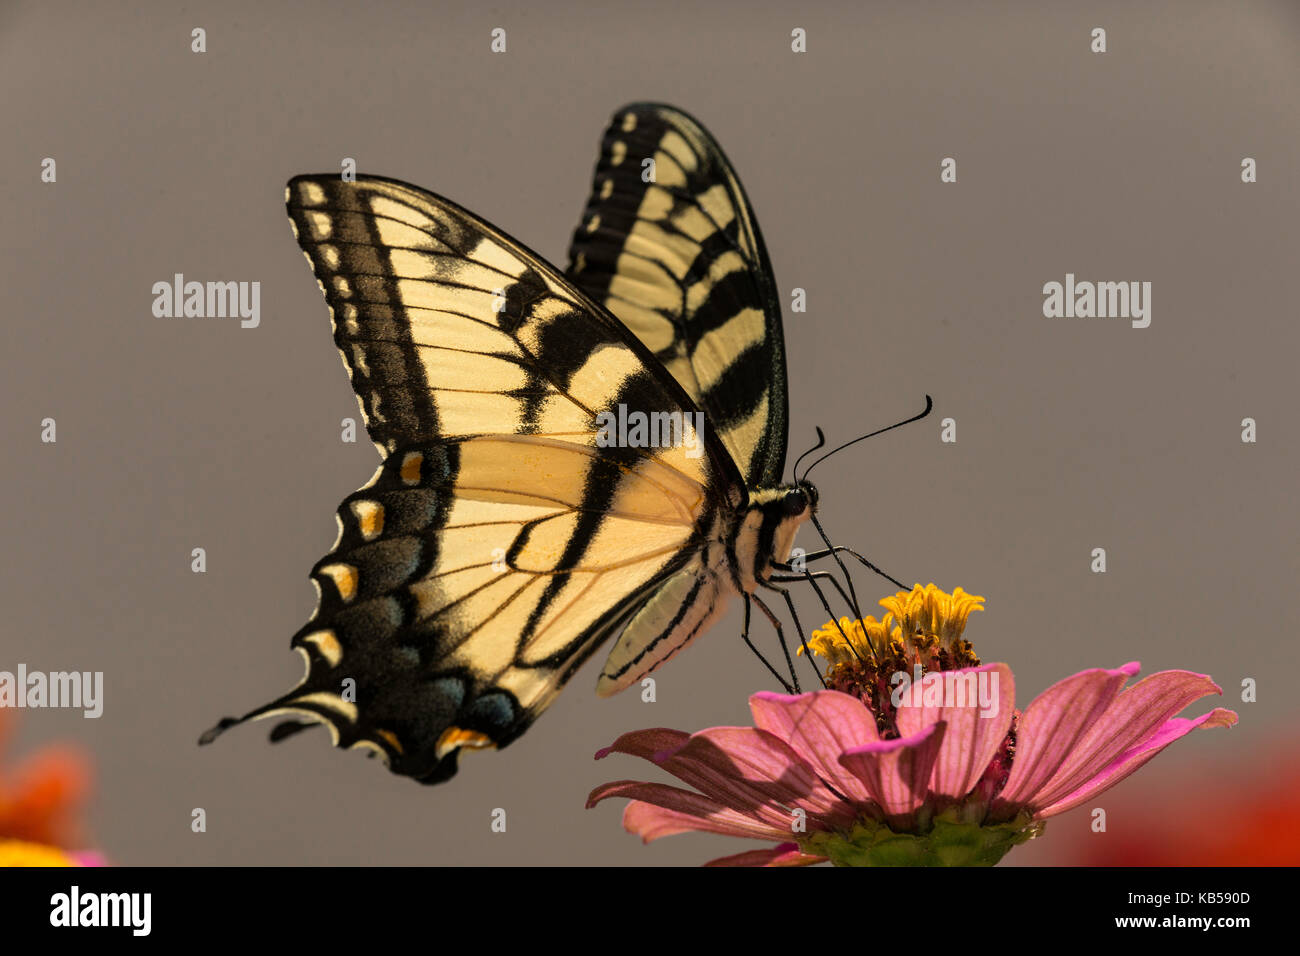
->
<box><xmin>801</xmin><ymin>811</ymin><xmax>1044</xmax><ymax>867</ymax></box>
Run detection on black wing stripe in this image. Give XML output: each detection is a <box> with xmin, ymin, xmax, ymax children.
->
<box><xmin>566</xmin><ymin>103</ymin><xmax>789</xmax><ymax>488</ymax></box>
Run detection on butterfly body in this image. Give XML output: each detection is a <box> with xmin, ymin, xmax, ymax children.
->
<box><xmin>203</xmin><ymin>104</ymin><xmax>814</xmax><ymax>783</ymax></box>
<box><xmin>724</xmin><ymin>483</ymin><xmax>820</xmax><ymax>594</ymax></box>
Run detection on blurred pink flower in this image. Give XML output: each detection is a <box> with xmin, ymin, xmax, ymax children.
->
<box><xmin>588</xmin><ymin>587</ymin><xmax>1237</xmax><ymax>866</ymax></box>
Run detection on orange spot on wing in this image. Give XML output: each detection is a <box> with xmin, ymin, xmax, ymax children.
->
<box><xmin>435</xmin><ymin>727</ymin><xmax>496</xmax><ymax>760</ymax></box>
<box><xmin>400</xmin><ymin>452</ymin><xmax>423</xmax><ymax>485</ymax></box>
<box><xmin>350</xmin><ymin>501</ymin><xmax>384</xmax><ymax>540</ymax></box>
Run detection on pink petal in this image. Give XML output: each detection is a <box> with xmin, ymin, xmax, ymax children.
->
<box><xmin>995</xmin><ymin>662</ymin><xmax>1140</xmax><ymax>812</ymax></box>
<box><xmin>704</xmin><ymin>843</ymin><xmax>827</xmax><ymax>867</ymax></box>
<box><xmin>587</xmin><ymin>780</ymin><xmax>789</xmax><ymax>842</ymax></box>
<box><xmin>1037</xmin><ymin>707</ymin><xmax>1238</xmax><ymax>818</ymax></box>
<box><xmin>837</xmin><ymin>722</ymin><xmax>946</xmax><ymax>827</ymax></box>
<box><xmin>1029</xmin><ymin>669</ymin><xmax>1230</xmax><ymax>810</ymax></box>
<box><xmin>599</xmin><ymin>724</ymin><xmax>851</xmax><ymax>831</ymax></box>
<box><xmin>668</xmin><ymin>727</ymin><xmax>858</xmax><ymax>827</ymax></box>
<box><xmin>595</xmin><ymin>728</ymin><xmax>690</xmax><ymax>763</ymax></box>
<box><xmin>894</xmin><ymin>663</ymin><xmax>1015</xmax><ymax>802</ymax></box>
<box><xmin>749</xmin><ymin>690</ymin><xmax>881</xmax><ymax>804</ymax></box>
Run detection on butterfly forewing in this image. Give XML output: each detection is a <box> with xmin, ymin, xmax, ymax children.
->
<box><xmin>564</xmin><ymin>105</ymin><xmax>793</xmax><ymax>698</ymax></box>
<box><xmin>567</xmin><ymin>103</ymin><xmax>789</xmax><ymax>489</ymax></box>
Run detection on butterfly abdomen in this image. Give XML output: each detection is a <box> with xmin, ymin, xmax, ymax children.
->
<box><xmin>592</xmin><ymin>481</ymin><xmax>816</xmax><ymax>696</ymax></box>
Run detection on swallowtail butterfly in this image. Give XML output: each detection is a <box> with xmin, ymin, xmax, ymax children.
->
<box><xmin>202</xmin><ymin>104</ymin><xmax>828</xmax><ymax>783</ymax></box>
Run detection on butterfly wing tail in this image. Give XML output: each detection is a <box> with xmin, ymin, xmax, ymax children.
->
<box><xmin>198</xmin><ymin>695</ymin><xmax>315</xmax><ymax>747</ymax></box>
<box><xmin>197</xmin><ymin>666</ymin><xmax>524</xmax><ymax>785</ymax></box>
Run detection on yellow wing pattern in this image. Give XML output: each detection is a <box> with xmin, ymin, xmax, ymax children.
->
<box><xmin>202</xmin><ymin>175</ymin><xmax>740</xmax><ymax>783</ymax></box>
<box><xmin>568</xmin><ymin>103</ymin><xmax>789</xmax><ymax>488</ymax></box>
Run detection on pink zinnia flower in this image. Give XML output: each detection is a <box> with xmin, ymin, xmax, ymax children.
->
<box><xmin>588</xmin><ymin>585</ymin><xmax>1238</xmax><ymax>866</ymax></box>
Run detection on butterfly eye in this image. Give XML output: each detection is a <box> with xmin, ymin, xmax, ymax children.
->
<box><xmin>782</xmin><ymin>489</ymin><xmax>809</xmax><ymax>517</ymax></box>
<box><xmin>806</xmin><ymin>483</ymin><xmax>819</xmax><ymax>512</ymax></box>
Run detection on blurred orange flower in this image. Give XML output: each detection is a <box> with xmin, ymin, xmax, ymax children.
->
<box><xmin>1068</xmin><ymin>736</ymin><xmax>1300</xmax><ymax>866</ymax></box>
<box><xmin>0</xmin><ymin>709</ymin><xmax>94</xmax><ymax>852</ymax></box>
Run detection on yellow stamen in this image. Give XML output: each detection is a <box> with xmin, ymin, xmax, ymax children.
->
<box><xmin>806</xmin><ymin>584</ymin><xmax>984</xmax><ymax>665</ymax></box>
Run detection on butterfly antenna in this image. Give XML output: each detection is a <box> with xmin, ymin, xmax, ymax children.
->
<box><xmin>792</xmin><ymin>426</ymin><xmax>826</xmax><ymax>484</ymax></box>
<box><xmin>801</xmin><ymin>395</ymin><xmax>933</xmax><ymax>483</ymax></box>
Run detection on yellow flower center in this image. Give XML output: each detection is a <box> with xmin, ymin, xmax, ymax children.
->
<box><xmin>804</xmin><ymin>584</ymin><xmax>984</xmax><ymax>733</ymax></box>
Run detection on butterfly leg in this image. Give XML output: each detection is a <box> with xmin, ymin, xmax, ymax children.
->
<box><xmin>770</xmin><ymin>568</ymin><xmax>856</xmax><ymax>621</ymax></box>
<box><xmin>790</xmin><ymin>515</ymin><xmax>864</xmax><ymax>621</ymax></box>
<box><xmin>741</xmin><ymin>595</ymin><xmax>795</xmax><ymax>694</ymax></box>
<box><xmin>774</xmin><ymin>516</ymin><xmax>906</xmax><ymax>630</ymax></box>
<box><xmin>753</xmin><ymin>589</ymin><xmax>827</xmax><ymax>693</ymax></box>
<box><xmin>749</xmin><ymin>592</ymin><xmax>801</xmax><ymax>693</ymax></box>
<box><xmin>795</xmin><ymin>526</ymin><xmax>908</xmax><ymax>592</ymax></box>
<box><xmin>779</xmin><ymin>545</ymin><xmax>905</xmax><ymax>589</ymax></box>
<box><xmin>768</xmin><ymin>569</ymin><xmax>873</xmax><ymax>668</ymax></box>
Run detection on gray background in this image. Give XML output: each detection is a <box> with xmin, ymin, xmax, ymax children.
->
<box><xmin>2</xmin><ymin>0</ymin><xmax>1296</xmax><ymax>866</ymax></box>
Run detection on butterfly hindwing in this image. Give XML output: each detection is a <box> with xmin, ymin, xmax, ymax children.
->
<box><xmin>567</xmin><ymin>103</ymin><xmax>789</xmax><ymax>489</ymax></box>
<box><xmin>595</xmin><ymin>551</ymin><xmax>732</xmax><ymax>697</ymax></box>
<box><xmin>202</xmin><ymin>174</ymin><xmax>746</xmax><ymax>783</ymax></box>
<box><xmin>285</xmin><ymin>436</ymin><xmax>709</xmax><ymax>782</ymax></box>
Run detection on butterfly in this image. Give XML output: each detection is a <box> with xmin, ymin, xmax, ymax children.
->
<box><xmin>200</xmin><ymin>103</ymin><xmax>827</xmax><ymax>783</ymax></box>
